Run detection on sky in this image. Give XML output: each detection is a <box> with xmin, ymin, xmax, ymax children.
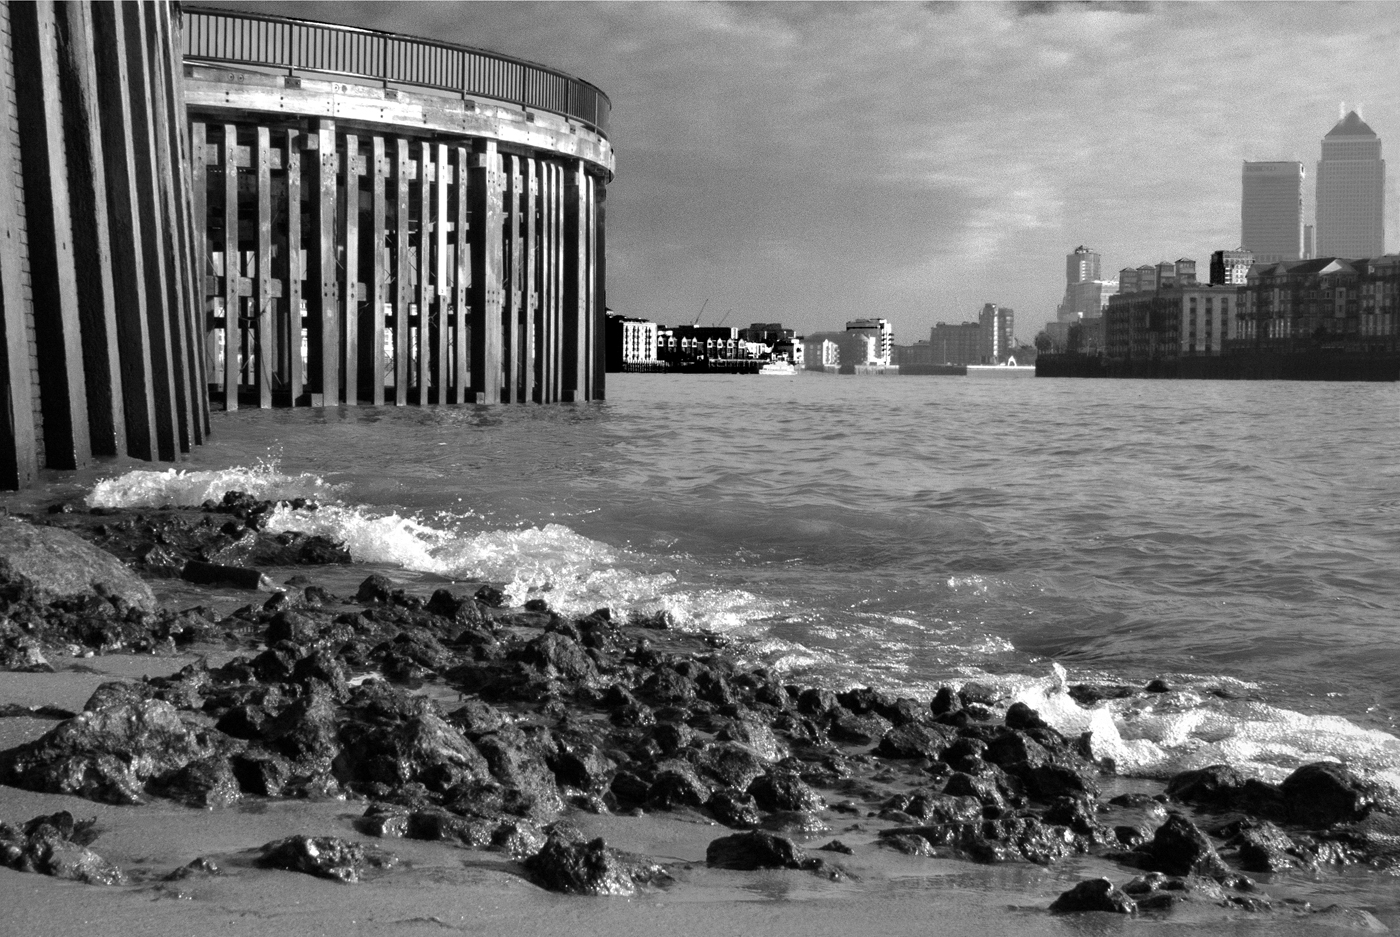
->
<box><xmin>219</xmin><ymin>1</ymin><xmax>1400</xmax><ymax>342</ymax></box>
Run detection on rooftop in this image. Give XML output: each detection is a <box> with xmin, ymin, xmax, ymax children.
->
<box><xmin>1324</xmin><ymin>110</ymin><xmax>1377</xmax><ymax>139</ymax></box>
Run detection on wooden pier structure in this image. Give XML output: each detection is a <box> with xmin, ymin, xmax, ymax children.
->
<box><xmin>0</xmin><ymin>3</ymin><xmax>614</xmax><ymax>490</ymax></box>
<box><xmin>182</xmin><ymin>6</ymin><xmax>613</xmax><ymax>410</ymax></box>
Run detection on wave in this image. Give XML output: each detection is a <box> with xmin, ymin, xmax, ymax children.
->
<box><xmin>87</xmin><ymin>463</ymin><xmax>336</xmax><ymax>508</ymax></box>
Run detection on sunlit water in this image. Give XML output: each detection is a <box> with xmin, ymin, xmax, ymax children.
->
<box><xmin>44</xmin><ymin>373</ymin><xmax>1400</xmax><ymax>789</ymax></box>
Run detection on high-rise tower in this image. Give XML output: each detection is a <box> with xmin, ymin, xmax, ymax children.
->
<box><xmin>1316</xmin><ymin>110</ymin><xmax>1385</xmax><ymax>258</ymax></box>
<box><xmin>1241</xmin><ymin>161</ymin><xmax>1303</xmax><ymax>263</ymax></box>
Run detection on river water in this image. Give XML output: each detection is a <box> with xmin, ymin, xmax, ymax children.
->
<box><xmin>69</xmin><ymin>372</ymin><xmax>1400</xmax><ymax>791</ymax></box>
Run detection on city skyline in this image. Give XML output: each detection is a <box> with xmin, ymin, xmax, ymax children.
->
<box><xmin>216</xmin><ymin>2</ymin><xmax>1400</xmax><ymax>340</ymax></box>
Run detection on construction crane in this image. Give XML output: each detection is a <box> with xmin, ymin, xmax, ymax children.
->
<box><xmin>717</xmin><ymin>309</ymin><xmax>732</xmax><ymax>327</ymax></box>
<box><xmin>690</xmin><ymin>298</ymin><xmax>709</xmax><ymax>326</ymax></box>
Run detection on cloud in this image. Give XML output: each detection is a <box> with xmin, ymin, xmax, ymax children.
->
<box><xmin>199</xmin><ymin>2</ymin><xmax>1400</xmax><ymax>338</ymax></box>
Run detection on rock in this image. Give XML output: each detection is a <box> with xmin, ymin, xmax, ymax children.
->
<box><xmin>1226</xmin><ymin>819</ymin><xmax>1300</xmax><ymax>873</ymax></box>
<box><xmin>355</xmin><ymin>574</ymin><xmax>399</xmax><ymax>605</ymax></box>
<box><xmin>548</xmin><ymin>742</ymin><xmax>616</xmax><ymax>793</ymax></box>
<box><xmin>1281</xmin><ymin>762</ymin><xmax>1383</xmax><ymax>828</ymax></box>
<box><xmin>647</xmin><ymin>763</ymin><xmax>711</xmax><ymax>811</ymax></box>
<box><xmin>695</xmin><ymin>742</ymin><xmax>768</xmax><ymax>790</ymax></box>
<box><xmin>875</xmin><ymin>722</ymin><xmax>955</xmax><ymax>760</ymax></box>
<box><xmin>705</xmin><ymin>830</ymin><xmax>822</xmax><ymax>871</ymax></box>
<box><xmin>1138</xmin><ymin>813</ymin><xmax>1229</xmax><ymax>877</ymax></box>
<box><xmin>706</xmin><ymin>788</ymin><xmax>763</xmax><ymax>828</ymax></box>
<box><xmin>1050</xmin><ymin>878</ymin><xmax>1137</xmax><ymax>914</ymax></box>
<box><xmin>0</xmin><ymin>687</ymin><xmax>212</xmax><ymax>804</ymax></box>
<box><xmin>181</xmin><ymin>560</ymin><xmax>274</xmax><ymax>591</ymax></box>
<box><xmin>164</xmin><ymin>856</ymin><xmax>223</xmax><ymax>880</ymax></box>
<box><xmin>517</xmin><ymin>632</ymin><xmax>599</xmax><ymax>683</ymax></box>
<box><xmin>0</xmin><ymin>517</ymin><xmax>154</xmax><ymax>611</ymax></box>
<box><xmin>256</xmin><ymin>835</ymin><xmax>396</xmax><ymax>883</ymax></box>
<box><xmin>0</xmin><ymin>811</ymin><xmax>128</xmax><ymax>885</ymax></box>
<box><xmin>930</xmin><ymin>686</ymin><xmax>962</xmax><ymax>716</ymax></box>
<box><xmin>524</xmin><ymin>833</ymin><xmax>672</xmax><ymax>895</ymax></box>
<box><xmin>1004</xmin><ymin>702</ymin><xmax>1047</xmax><ymax>730</ymax></box>
<box><xmin>1165</xmin><ymin>764</ymin><xmax>1247</xmax><ymax>807</ymax></box>
<box><xmin>748</xmin><ymin>769</ymin><xmax>825</xmax><ymax>812</ymax></box>
<box><xmin>828</xmin><ymin>709</ymin><xmax>892</xmax><ymax>745</ymax></box>
<box><xmin>818</xmin><ymin>839</ymin><xmax>854</xmax><ymax>854</ymax></box>
<box><xmin>1145</xmin><ymin>678</ymin><xmax>1172</xmax><ymax>693</ymax></box>
<box><xmin>150</xmin><ymin>755</ymin><xmax>242</xmax><ymax>808</ymax></box>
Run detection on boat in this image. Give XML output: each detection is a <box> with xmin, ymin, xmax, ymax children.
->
<box><xmin>758</xmin><ymin>360</ymin><xmax>797</xmax><ymax>376</ymax></box>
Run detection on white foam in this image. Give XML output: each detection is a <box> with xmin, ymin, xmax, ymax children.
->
<box><xmin>87</xmin><ymin>463</ymin><xmax>335</xmax><ymax>508</ymax></box>
<box><xmin>1007</xmin><ymin>664</ymin><xmax>1400</xmax><ymax>788</ymax></box>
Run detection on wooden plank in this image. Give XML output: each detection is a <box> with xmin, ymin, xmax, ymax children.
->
<box><xmin>524</xmin><ymin>156</ymin><xmax>538</xmax><ymax>404</ymax></box>
<box><xmin>452</xmin><ymin>144</ymin><xmax>469</xmax><ymax>403</ymax></box>
<box><xmin>540</xmin><ymin>161</ymin><xmax>556</xmax><ymax>403</ymax></box>
<box><xmin>121</xmin><ymin>0</ymin><xmax>177</xmax><ymax>460</ymax></box>
<box><xmin>392</xmin><ymin>137</ymin><xmax>410</xmax><ymax>403</ymax></box>
<box><xmin>415</xmin><ymin>141</ymin><xmax>431</xmax><ymax>403</ymax></box>
<box><xmin>313</xmin><ymin>119</ymin><xmax>338</xmax><ymax>404</ymax></box>
<box><xmin>55</xmin><ymin>1</ymin><xmax>124</xmax><ymax>456</ymax></box>
<box><xmin>593</xmin><ymin>180</ymin><xmax>606</xmax><ymax>400</ymax></box>
<box><xmin>0</xmin><ymin>0</ymin><xmax>36</xmax><ymax>487</ymax></box>
<box><xmin>369</xmin><ymin>135</ymin><xmax>386</xmax><ymax>405</ymax></box>
<box><xmin>586</xmin><ymin>173</ymin><xmax>600</xmax><ymax>400</ymax></box>
<box><xmin>432</xmin><ymin>142</ymin><xmax>448</xmax><ymax>403</ymax></box>
<box><xmin>469</xmin><ymin>141</ymin><xmax>503</xmax><ymax>404</ymax></box>
<box><xmin>89</xmin><ymin>0</ymin><xmax>155</xmax><ymax>461</ymax></box>
<box><xmin>144</xmin><ymin>2</ymin><xmax>195</xmax><ymax>451</ymax></box>
<box><xmin>562</xmin><ymin>159</ymin><xmax>585</xmax><ymax>403</ymax></box>
<box><xmin>504</xmin><ymin>155</ymin><xmax>523</xmax><ymax>403</ymax></box>
<box><xmin>255</xmin><ymin>126</ymin><xmax>273</xmax><ymax>408</ymax></box>
<box><xmin>340</xmin><ymin>132</ymin><xmax>360</xmax><ymax>405</ymax></box>
<box><xmin>283</xmin><ymin>128</ymin><xmax>303</xmax><ymax>404</ymax></box>
<box><xmin>221</xmin><ymin>124</ymin><xmax>240</xmax><ymax>410</ymax></box>
<box><xmin>153</xmin><ymin>0</ymin><xmax>204</xmax><ymax>445</ymax></box>
<box><xmin>552</xmin><ymin>162</ymin><xmax>565</xmax><ymax>403</ymax></box>
<box><xmin>10</xmin><ymin>1</ymin><xmax>90</xmax><ymax>469</ymax></box>
<box><xmin>192</xmin><ymin>121</ymin><xmax>214</xmax><ymax>397</ymax></box>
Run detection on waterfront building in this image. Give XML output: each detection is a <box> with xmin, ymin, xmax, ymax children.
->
<box><xmin>1119</xmin><ymin>267</ymin><xmax>1140</xmax><ymax>294</ymax></box>
<box><xmin>1241</xmin><ymin>161</ymin><xmax>1305</xmax><ymax>262</ymax></box>
<box><xmin>1210</xmin><ymin>249</ymin><xmax>1255</xmax><ymax>286</ymax></box>
<box><xmin>801</xmin><ymin>334</ymin><xmax>842</xmax><ymax>371</ymax></box>
<box><xmin>1105</xmin><ymin>284</ymin><xmax>1240</xmax><ymax>358</ymax></box>
<box><xmin>845</xmin><ymin>318</ymin><xmax>894</xmax><ymax>363</ymax></box>
<box><xmin>1316</xmin><ymin>110</ymin><xmax>1386</xmax><ymax>257</ymax></box>
<box><xmin>659</xmin><ymin>325</ymin><xmax>741</xmax><ymax>364</ymax></box>
<box><xmin>1136</xmin><ymin>265</ymin><xmax>1158</xmax><ymax>293</ymax></box>
<box><xmin>1057</xmin><ymin>246</ymin><xmax>1117</xmax><ymax>323</ymax></box>
<box><xmin>929</xmin><ymin>322</ymin><xmax>982</xmax><ymax>365</ymax></box>
<box><xmin>1235</xmin><ymin>255</ymin><xmax>1400</xmax><ymax>352</ymax></box>
<box><xmin>979</xmin><ymin>304</ymin><xmax>1015</xmax><ymax>363</ymax></box>
<box><xmin>605</xmin><ymin>313</ymin><xmax>659</xmax><ymax>372</ymax></box>
<box><xmin>739</xmin><ymin>323</ymin><xmax>794</xmax><ymax>346</ymax></box>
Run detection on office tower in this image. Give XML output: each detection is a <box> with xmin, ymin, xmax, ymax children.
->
<box><xmin>1241</xmin><ymin>161</ymin><xmax>1304</xmax><ymax>263</ymax></box>
<box><xmin>978</xmin><ymin>303</ymin><xmax>1013</xmax><ymax>363</ymax></box>
<box><xmin>1057</xmin><ymin>246</ymin><xmax>1117</xmax><ymax>322</ymax></box>
<box><xmin>1316</xmin><ymin>110</ymin><xmax>1385</xmax><ymax>257</ymax></box>
<box><xmin>1066</xmin><ymin>245</ymin><xmax>1100</xmax><ymax>285</ymax></box>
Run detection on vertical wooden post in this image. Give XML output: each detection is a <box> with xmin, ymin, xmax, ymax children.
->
<box><xmin>123</xmin><ymin>2</ymin><xmax>178</xmax><ymax>459</ymax></box>
<box><xmin>451</xmin><ymin>145</ymin><xmax>469</xmax><ymax>402</ymax></box>
<box><xmin>503</xmin><ymin>155</ymin><xmax>523</xmax><ymax>403</ymax></box>
<box><xmin>392</xmin><ymin>138</ymin><xmax>410</xmax><ymax>403</ymax></box>
<box><xmin>369</xmin><ymin>135</ymin><xmax>386</xmax><ymax>406</ymax></box>
<box><xmin>55</xmin><ymin>1</ymin><xmax>125</xmax><ymax>456</ymax></box>
<box><xmin>586</xmin><ymin>173</ymin><xmax>600</xmax><ymax>400</ymax></box>
<box><xmin>415</xmin><ymin>141</ymin><xmax>431</xmax><ymax>403</ymax></box>
<box><xmin>282</xmin><ymin>128</ymin><xmax>303</xmax><ymax>405</ymax></box>
<box><xmin>543</xmin><ymin>162</ymin><xmax>560</xmax><ymax>403</ymax></box>
<box><xmin>191</xmin><ymin>122</ymin><xmax>212</xmax><ymax>397</ymax></box>
<box><xmin>309</xmin><ymin>119</ymin><xmax>338</xmax><ymax>405</ymax></box>
<box><xmin>562</xmin><ymin>159</ymin><xmax>586</xmax><ymax>403</ymax></box>
<box><xmin>432</xmin><ymin>142</ymin><xmax>448</xmax><ymax>403</ymax></box>
<box><xmin>469</xmin><ymin>140</ymin><xmax>503</xmax><ymax>404</ymax></box>
<box><xmin>220</xmin><ymin>124</ymin><xmax>239</xmax><ymax>410</ymax></box>
<box><xmin>524</xmin><ymin>157</ymin><xmax>539</xmax><ymax>404</ymax></box>
<box><xmin>255</xmin><ymin>126</ymin><xmax>273</xmax><ymax>408</ymax></box>
<box><xmin>150</xmin><ymin>2</ymin><xmax>202</xmax><ymax>447</ymax></box>
<box><xmin>594</xmin><ymin>182</ymin><xmax>606</xmax><ymax>400</ymax></box>
<box><xmin>0</xmin><ymin>1</ymin><xmax>36</xmax><ymax>487</ymax></box>
<box><xmin>339</xmin><ymin>133</ymin><xmax>360</xmax><ymax>405</ymax></box>
<box><xmin>90</xmin><ymin>0</ymin><xmax>155</xmax><ymax>461</ymax></box>
<box><xmin>144</xmin><ymin>2</ymin><xmax>195</xmax><ymax>451</ymax></box>
<box><xmin>10</xmin><ymin>1</ymin><xmax>91</xmax><ymax>468</ymax></box>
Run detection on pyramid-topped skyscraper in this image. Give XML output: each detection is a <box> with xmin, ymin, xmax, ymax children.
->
<box><xmin>1316</xmin><ymin>109</ymin><xmax>1385</xmax><ymax>258</ymax></box>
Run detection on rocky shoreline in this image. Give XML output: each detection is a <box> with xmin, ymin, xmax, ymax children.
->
<box><xmin>0</xmin><ymin>492</ymin><xmax>1396</xmax><ymax>925</ymax></box>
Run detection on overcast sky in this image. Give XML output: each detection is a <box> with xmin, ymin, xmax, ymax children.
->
<box><xmin>229</xmin><ymin>2</ymin><xmax>1400</xmax><ymax>342</ymax></box>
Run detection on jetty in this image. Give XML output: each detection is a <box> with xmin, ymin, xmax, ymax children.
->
<box><xmin>0</xmin><ymin>2</ymin><xmax>614</xmax><ymax>490</ymax></box>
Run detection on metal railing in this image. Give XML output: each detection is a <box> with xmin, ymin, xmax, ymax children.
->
<box><xmin>180</xmin><ymin>5</ymin><xmax>610</xmax><ymax>136</ymax></box>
